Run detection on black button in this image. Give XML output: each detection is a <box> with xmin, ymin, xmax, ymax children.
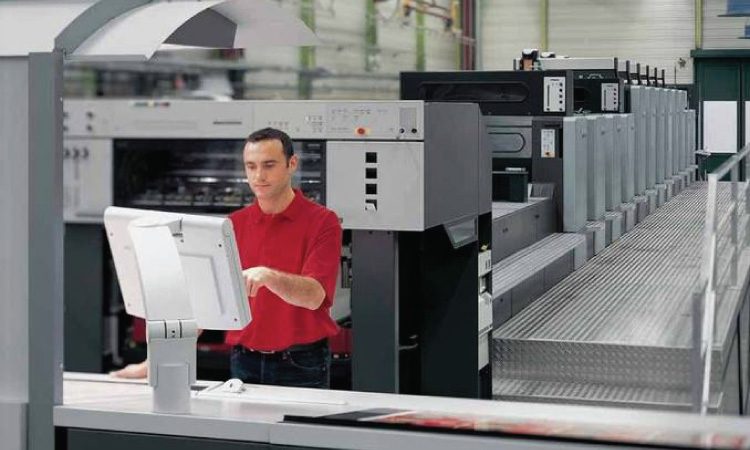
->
<box><xmin>366</xmin><ymin>167</ymin><xmax>377</xmax><ymax>179</ymax></box>
<box><xmin>366</xmin><ymin>152</ymin><xmax>377</xmax><ymax>163</ymax></box>
<box><xmin>366</xmin><ymin>184</ymin><xmax>377</xmax><ymax>195</ymax></box>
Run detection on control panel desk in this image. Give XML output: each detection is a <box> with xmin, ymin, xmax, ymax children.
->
<box><xmin>56</xmin><ymin>373</ymin><xmax>750</xmax><ymax>450</ymax></box>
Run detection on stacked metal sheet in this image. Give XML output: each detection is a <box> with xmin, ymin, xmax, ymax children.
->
<box><xmin>604</xmin><ymin>115</ymin><xmax>621</xmax><ymax>211</ymax></box>
<box><xmin>562</xmin><ymin>116</ymin><xmax>589</xmax><ymax>233</ymax></box>
<box><xmin>646</xmin><ymin>87</ymin><xmax>657</xmax><ymax>190</ymax></box>
<box><xmin>631</xmin><ymin>86</ymin><xmax>648</xmax><ymax>197</ymax></box>
<box><xmin>660</xmin><ymin>89</ymin><xmax>670</xmax><ymax>184</ymax></box>
<box><xmin>620</xmin><ymin>114</ymin><xmax>636</xmax><ymax>204</ymax></box>
<box><xmin>492</xmin><ymin>183</ymin><xmax>748</xmax><ymax>411</ymax></box>
<box><xmin>586</xmin><ymin>115</ymin><xmax>607</xmax><ymax>221</ymax></box>
<box><xmin>673</xmin><ymin>91</ymin><xmax>682</xmax><ymax>181</ymax></box>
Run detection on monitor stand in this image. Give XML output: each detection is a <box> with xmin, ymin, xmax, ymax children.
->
<box><xmin>129</xmin><ymin>218</ymin><xmax>198</xmax><ymax>414</ymax></box>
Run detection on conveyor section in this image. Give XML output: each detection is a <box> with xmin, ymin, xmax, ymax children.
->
<box><xmin>492</xmin><ymin>233</ymin><xmax>586</xmax><ymax>328</ymax></box>
<box><xmin>491</xmin><ymin>198</ymin><xmax>555</xmax><ymax>264</ymax></box>
<box><xmin>492</xmin><ymin>182</ymin><xmax>750</xmax><ymax>412</ymax></box>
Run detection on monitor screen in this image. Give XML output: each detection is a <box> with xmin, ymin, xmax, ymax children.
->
<box><xmin>104</xmin><ymin>206</ymin><xmax>251</xmax><ymax>330</ymax></box>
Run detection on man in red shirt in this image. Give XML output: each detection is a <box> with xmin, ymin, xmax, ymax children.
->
<box><xmin>112</xmin><ymin>128</ymin><xmax>342</xmax><ymax>388</ymax></box>
<box><xmin>226</xmin><ymin>127</ymin><xmax>341</xmax><ymax>388</ymax></box>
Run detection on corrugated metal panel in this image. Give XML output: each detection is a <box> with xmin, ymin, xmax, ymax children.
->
<box><xmin>151</xmin><ymin>0</ymin><xmax>455</xmax><ymax>99</ymax></box>
<box><xmin>703</xmin><ymin>0</ymin><xmax>750</xmax><ymax>49</ymax></box>
<box><xmin>427</xmin><ymin>29</ymin><xmax>459</xmax><ymax>70</ymax></box>
<box><xmin>377</xmin><ymin>20</ymin><xmax>418</xmax><ymax>74</ymax></box>
<box><xmin>242</xmin><ymin>0</ymin><xmax>456</xmax><ymax>99</ymax></box>
<box><xmin>316</xmin><ymin>1</ymin><xmax>367</xmax><ymax>74</ymax></box>
<box><xmin>550</xmin><ymin>0</ymin><xmax>694</xmax><ymax>84</ymax></box>
<box><xmin>481</xmin><ymin>0</ymin><xmax>695</xmax><ymax>84</ymax></box>
<box><xmin>243</xmin><ymin>0</ymin><xmax>299</xmax><ymax>99</ymax></box>
<box><xmin>481</xmin><ymin>0</ymin><xmax>541</xmax><ymax>70</ymax></box>
<box><xmin>313</xmin><ymin>1</ymin><xmax>378</xmax><ymax>99</ymax></box>
<box><xmin>377</xmin><ymin>13</ymin><xmax>458</xmax><ymax>72</ymax></box>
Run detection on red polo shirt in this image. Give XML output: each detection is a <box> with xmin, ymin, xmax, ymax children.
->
<box><xmin>225</xmin><ymin>189</ymin><xmax>341</xmax><ymax>351</ymax></box>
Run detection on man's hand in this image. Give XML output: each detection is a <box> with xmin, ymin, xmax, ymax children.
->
<box><xmin>110</xmin><ymin>360</ymin><xmax>148</xmax><ymax>379</ymax></box>
<box><xmin>243</xmin><ymin>266</ymin><xmax>276</xmax><ymax>297</ymax></box>
<box><xmin>242</xmin><ymin>266</ymin><xmax>326</xmax><ymax>309</ymax></box>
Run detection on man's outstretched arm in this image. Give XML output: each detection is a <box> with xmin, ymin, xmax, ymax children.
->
<box><xmin>243</xmin><ymin>267</ymin><xmax>325</xmax><ymax>310</ymax></box>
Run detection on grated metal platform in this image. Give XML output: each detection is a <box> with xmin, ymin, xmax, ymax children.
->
<box><xmin>492</xmin><ymin>182</ymin><xmax>750</xmax><ymax>410</ymax></box>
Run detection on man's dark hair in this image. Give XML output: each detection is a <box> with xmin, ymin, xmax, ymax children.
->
<box><xmin>246</xmin><ymin>127</ymin><xmax>294</xmax><ymax>161</ymax></box>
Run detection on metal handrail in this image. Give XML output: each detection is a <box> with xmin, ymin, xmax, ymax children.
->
<box><xmin>693</xmin><ymin>144</ymin><xmax>750</xmax><ymax>414</ymax></box>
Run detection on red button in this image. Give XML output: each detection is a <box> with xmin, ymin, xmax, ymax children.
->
<box><xmin>356</xmin><ymin>127</ymin><xmax>366</xmax><ymax>135</ymax></box>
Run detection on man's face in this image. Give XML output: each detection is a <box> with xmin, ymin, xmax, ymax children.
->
<box><xmin>243</xmin><ymin>139</ymin><xmax>298</xmax><ymax>201</ymax></box>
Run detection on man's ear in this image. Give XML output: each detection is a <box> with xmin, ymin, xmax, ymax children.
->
<box><xmin>288</xmin><ymin>154</ymin><xmax>299</xmax><ymax>170</ymax></box>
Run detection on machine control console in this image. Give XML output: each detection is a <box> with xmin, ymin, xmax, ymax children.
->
<box><xmin>543</xmin><ymin>76</ymin><xmax>566</xmax><ymax>113</ymax></box>
<box><xmin>601</xmin><ymin>83</ymin><xmax>620</xmax><ymax>112</ymax></box>
<box><xmin>63</xmin><ymin>100</ymin><xmax>425</xmax><ymax>141</ymax></box>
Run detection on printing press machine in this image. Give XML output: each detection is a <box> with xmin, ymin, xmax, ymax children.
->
<box><xmin>401</xmin><ymin>61</ymin><xmax>697</xmax><ymax>313</ymax></box>
<box><xmin>62</xmin><ymin>99</ymin><xmax>493</xmax><ymax>399</ymax></box>
<box><xmin>61</xmin><ymin>65</ymin><xmax>726</xmax><ymax>414</ymax></box>
<box><xmin>530</xmin><ymin>57</ymin><xmax>698</xmax><ymax>210</ymax></box>
<box><xmin>400</xmin><ymin>61</ymin><xmax>724</xmax><ymax>412</ymax></box>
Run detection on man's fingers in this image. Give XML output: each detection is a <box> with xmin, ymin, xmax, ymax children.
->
<box><xmin>243</xmin><ymin>268</ymin><xmax>265</xmax><ymax>297</ymax></box>
<box><xmin>110</xmin><ymin>362</ymin><xmax>148</xmax><ymax>379</ymax></box>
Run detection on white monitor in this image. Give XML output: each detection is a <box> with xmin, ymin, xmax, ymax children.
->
<box><xmin>104</xmin><ymin>206</ymin><xmax>251</xmax><ymax>414</ymax></box>
<box><xmin>104</xmin><ymin>206</ymin><xmax>251</xmax><ymax>330</ymax></box>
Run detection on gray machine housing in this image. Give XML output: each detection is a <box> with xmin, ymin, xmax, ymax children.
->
<box><xmin>327</xmin><ymin>103</ymin><xmax>490</xmax><ymax>231</ymax></box>
<box><xmin>489</xmin><ymin>115</ymin><xmax>588</xmax><ymax>234</ymax></box>
<box><xmin>63</xmin><ymin>100</ymin><xmax>490</xmax><ymax>229</ymax></box>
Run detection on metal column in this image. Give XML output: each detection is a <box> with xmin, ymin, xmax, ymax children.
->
<box><xmin>0</xmin><ymin>51</ymin><xmax>64</xmax><ymax>450</ymax></box>
<box><xmin>351</xmin><ymin>231</ymin><xmax>400</xmax><ymax>393</ymax></box>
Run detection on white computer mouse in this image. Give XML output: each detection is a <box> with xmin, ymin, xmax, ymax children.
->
<box><xmin>221</xmin><ymin>378</ymin><xmax>244</xmax><ymax>394</ymax></box>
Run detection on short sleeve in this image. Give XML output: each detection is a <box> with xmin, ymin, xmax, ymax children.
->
<box><xmin>300</xmin><ymin>211</ymin><xmax>343</xmax><ymax>309</ymax></box>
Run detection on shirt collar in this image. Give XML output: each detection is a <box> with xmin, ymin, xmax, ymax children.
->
<box><xmin>250</xmin><ymin>189</ymin><xmax>304</xmax><ymax>224</ymax></box>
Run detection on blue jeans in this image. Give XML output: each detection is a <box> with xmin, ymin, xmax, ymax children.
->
<box><xmin>230</xmin><ymin>343</ymin><xmax>330</xmax><ymax>389</ymax></box>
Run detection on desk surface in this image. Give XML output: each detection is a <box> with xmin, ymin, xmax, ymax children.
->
<box><xmin>56</xmin><ymin>373</ymin><xmax>750</xmax><ymax>450</ymax></box>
